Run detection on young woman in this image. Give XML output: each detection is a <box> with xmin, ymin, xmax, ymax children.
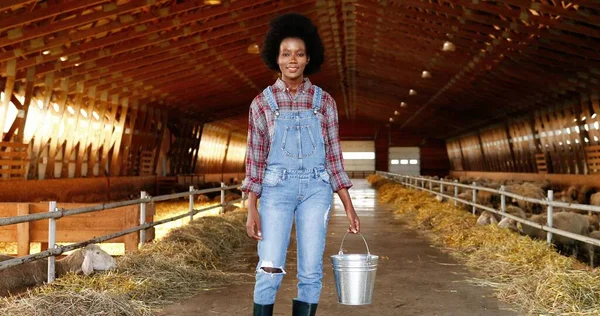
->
<box><xmin>241</xmin><ymin>12</ymin><xmax>360</xmax><ymax>316</ymax></box>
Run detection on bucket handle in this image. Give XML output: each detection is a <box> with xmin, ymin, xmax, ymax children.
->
<box><xmin>338</xmin><ymin>232</ymin><xmax>371</xmax><ymax>256</ymax></box>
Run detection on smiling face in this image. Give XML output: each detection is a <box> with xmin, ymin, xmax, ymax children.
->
<box><xmin>277</xmin><ymin>37</ymin><xmax>310</xmax><ymax>84</ymax></box>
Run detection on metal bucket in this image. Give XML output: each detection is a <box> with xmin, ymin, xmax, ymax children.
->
<box><xmin>330</xmin><ymin>232</ymin><xmax>379</xmax><ymax>305</ymax></box>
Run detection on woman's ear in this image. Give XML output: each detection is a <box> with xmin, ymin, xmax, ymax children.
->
<box><xmin>82</xmin><ymin>250</ymin><xmax>94</xmax><ymax>275</ymax></box>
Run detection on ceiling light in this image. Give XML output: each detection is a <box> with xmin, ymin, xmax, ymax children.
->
<box><xmin>75</xmin><ymin>63</ymin><xmax>80</xmax><ymax>67</ymax></box>
<box><xmin>204</xmin><ymin>0</ymin><xmax>221</xmax><ymax>4</ymax></box>
<box><xmin>247</xmin><ymin>43</ymin><xmax>259</xmax><ymax>54</ymax></box>
<box><xmin>42</xmin><ymin>50</ymin><xmax>50</xmax><ymax>55</ymax></box>
<box><xmin>60</xmin><ymin>56</ymin><xmax>68</xmax><ymax>61</ymax></box>
<box><xmin>389</xmin><ymin>117</ymin><xmax>394</xmax><ymax>122</ymax></box>
<box><xmin>67</xmin><ymin>106</ymin><xmax>75</xmax><ymax>115</ymax></box>
<box><xmin>394</xmin><ymin>110</ymin><xmax>399</xmax><ymax>115</ymax></box>
<box><xmin>592</xmin><ymin>113</ymin><xmax>597</xmax><ymax>119</ymax></box>
<box><xmin>400</xmin><ymin>102</ymin><xmax>407</xmax><ymax>107</ymax></box>
<box><xmin>422</xmin><ymin>71</ymin><xmax>432</xmax><ymax>79</ymax></box>
<box><xmin>442</xmin><ymin>41</ymin><xmax>456</xmax><ymax>52</ymax></box>
<box><xmin>80</xmin><ymin>108</ymin><xmax>88</xmax><ymax>118</ymax></box>
<box><xmin>92</xmin><ymin>111</ymin><xmax>100</xmax><ymax>120</ymax></box>
<box><xmin>409</xmin><ymin>89</ymin><xmax>417</xmax><ymax>96</ymax></box>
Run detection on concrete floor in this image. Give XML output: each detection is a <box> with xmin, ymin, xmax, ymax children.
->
<box><xmin>157</xmin><ymin>179</ymin><xmax>518</xmax><ymax>315</ymax></box>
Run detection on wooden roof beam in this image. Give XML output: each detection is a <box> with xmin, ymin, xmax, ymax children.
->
<box><xmin>0</xmin><ymin>0</ymin><xmax>108</xmax><ymax>33</ymax></box>
<box><xmin>0</xmin><ymin>0</ymin><xmax>37</xmax><ymax>11</ymax></box>
<box><xmin>0</xmin><ymin>0</ymin><xmax>174</xmax><ymax>62</ymax></box>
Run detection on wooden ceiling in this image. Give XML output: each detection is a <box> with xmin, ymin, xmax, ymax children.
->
<box><xmin>1</xmin><ymin>0</ymin><xmax>600</xmax><ymax>140</ymax></box>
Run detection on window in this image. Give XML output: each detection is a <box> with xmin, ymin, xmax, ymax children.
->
<box><xmin>391</xmin><ymin>159</ymin><xmax>399</xmax><ymax>165</ymax></box>
<box><xmin>400</xmin><ymin>159</ymin><xmax>409</xmax><ymax>165</ymax></box>
<box><xmin>409</xmin><ymin>159</ymin><xmax>418</xmax><ymax>165</ymax></box>
<box><xmin>342</xmin><ymin>152</ymin><xmax>375</xmax><ymax>160</ymax></box>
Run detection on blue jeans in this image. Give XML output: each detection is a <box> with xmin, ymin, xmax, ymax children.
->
<box><xmin>254</xmin><ymin>168</ymin><xmax>333</xmax><ymax>305</ymax></box>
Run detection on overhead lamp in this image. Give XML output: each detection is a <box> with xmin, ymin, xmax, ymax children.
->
<box><xmin>204</xmin><ymin>0</ymin><xmax>221</xmax><ymax>4</ymax></box>
<box><xmin>42</xmin><ymin>50</ymin><xmax>51</xmax><ymax>55</ymax></box>
<box><xmin>247</xmin><ymin>43</ymin><xmax>259</xmax><ymax>54</ymax></box>
<box><xmin>80</xmin><ymin>108</ymin><xmax>88</xmax><ymax>118</ymax></box>
<box><xmin>60</xmin><ymin>56</ymin><xmax>68</xmax><ymax>61</ymax></box>
<box><xmin>389</xmin><ymin>117</ymin><xmax>394</xmax><ymax>122</ymax></box>
<box><xmin>422</xmin><ymin>71</ymin><xmax>432</xmax><ymax>79</ymax></box>
<box><xmin>394</xmin><ymin>110</ymin><xmax>400</xmax><ymax>115</ymax></box>
<box><xmin>92</xmin><ymin>111</ymin><xmax>100</xmax><ymax>120</ymax></box>
<box><xmin>400</xmin><ymin>102</ymin><xmax>407</xmax><ymax>108</ymax></box>
<box><xmin>67</xmin><ymin>106</ymin><xmax>75</xmax><ymax>114</ymax></box>
<box><xmin>75</xmin><ymin>63</ymin><xmax>81</xmax><ymax>67</ymax></box>
<box><xmin>409</xmin><ymin>89</ymin><xmax>417</xmax><ymax>96</ymax></box>
<box><xmin>442</xmin><ymin>41</ymin><xmax>456</xmax><ymax>52</ymax></box>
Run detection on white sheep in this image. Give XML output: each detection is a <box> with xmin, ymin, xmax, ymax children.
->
<box><xmin>478</xmin><ymin>205</ymin><xmax>526</xmax><ymax>226</ymax></box>
<box><xmin>0</xmin><ymin>244</ymin><xmax>116</xmax><ymax>296</ymax></box>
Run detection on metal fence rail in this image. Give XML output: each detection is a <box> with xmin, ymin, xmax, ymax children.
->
<box><xmin>0</xmin><ymin>182</ymin><xmax>247</xmax><ymax>281</ymax></box>
<box><xmin>377</xmin><ymin>171</ymin><xmax>600</xmax><ymax>249</ymax></box>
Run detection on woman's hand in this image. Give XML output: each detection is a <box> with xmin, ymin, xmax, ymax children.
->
<box><xmin>345</xmin><ymin>206</ymin><xmax>360</xmax><ymax>234</ymax></box>
<box><xmin>245</xmin><ymin>192</ymin><xmax>262</xmax><ymax>240</ymax></box>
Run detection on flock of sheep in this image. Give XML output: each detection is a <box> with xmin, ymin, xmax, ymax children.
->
<box><xmin>427</xmin><ymin>176</ymin><xmax>600</xmax><ymax>264</ymax></box>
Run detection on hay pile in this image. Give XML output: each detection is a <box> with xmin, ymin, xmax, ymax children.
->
<box><xmin>368</xmin><ymin>175</ymin><xmax>600</xmax><ymax>315</ymax></box>
<box><xmin>0</xmin><ymin>209</ymin><xmax>251</xmax><ymax>316</ymax></box>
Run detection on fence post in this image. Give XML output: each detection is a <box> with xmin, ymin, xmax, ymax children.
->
<box><xmin>472</xmin><ymin>182</ymin><xmax>477</xmax><ymax>215</ymax></box>
<box><xmin>454</xmin><ymin>180</ymin><xmax>458</xmax><ymax>206</ymax></box>
<box><xmin>220</xmin><ymin>182</ymin><xmax>226</xmax><ymax>214</ymax></box>
<box><xmin>189</xmin><ymin>186</ymin><xmax>195</xmax><ymax>221</ymax></box>
<box><xmin>429</xmin><ymin>180</ymin><xmax>432</xmax><ymax>192</ymax></box>
<box><xmin>47</xmin><ymin>201</ymin><xmax>57</xmax><ymax>284</ymax></box>
<box><xmin>500</xmin><ymin>185</ymin><xmax>506</xmax><ymax>217</ymax></box>
<box><xmin>440</xmin><ymin>180</ymin><xmax>444</xmax><ymax>196</ymax></box>
<box><xmin>139</xmin><ymin>191</ymin><xmax>147</xmax><ymax>248</ymax></box>
<box><xmin>547</xmin><ymin>190</ymin><xmax>554</xmax><ymax>244</ymax></box>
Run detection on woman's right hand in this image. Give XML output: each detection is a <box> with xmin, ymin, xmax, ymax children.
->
<box><xmin>246</xmin><ymin>204</ymin><xmax>262</xmax><ymax>241</ymax></box>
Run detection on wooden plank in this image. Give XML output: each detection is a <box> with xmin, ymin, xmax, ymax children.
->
<box><xmin>15</xmin><ymin>67</ymin><xmax>36</xmax><ymax>145</ymax></box>
<box><xmin>0</xmin><ymin>60</ymin><xmax>17</xmax><ymax>141</ymax></box>
<box><xmin>16</xmin><ymin>203</ymin><xmax>30</xmax><ymax>256</ymax></box>
<box><xmin>0</xmin><ymin>230</ymin><xmax>18</xmax><ymax>242</ymax></box>
<box><xmin>0</xmin><ymin>151</ymin><xmax>28</xmax><ymax>158</ymax></box>
<box><xmin>75</xmin><ymin>86</ymin><xmax>97</xmax><ymax>177</ymax></box>
<box><xmin>44</xmin><ymin>78</ymin><xmax>69</xmax><ymax>179</ymax></box>
<box><xmin>120</xmin><ymin>101</ymin><xmax>139</xmax><ymax>176</ymax></box>
<box><xmin>109</xmin><ymin>97</ymin><xmax>129</xmax><ymax>176</ymax></box>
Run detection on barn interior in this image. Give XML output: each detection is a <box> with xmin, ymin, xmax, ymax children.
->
<box><xmin>0</xmin><ymin>0</ymin><xmax>598</xmax><ymax>200</ymax></box>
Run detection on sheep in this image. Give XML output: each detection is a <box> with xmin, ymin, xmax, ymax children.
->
<box><xmin>477</xmin><ymin>190</ymin><xmax>500</xmax><ymax>208</ymax></box>
<box><xmin>0</xmin><ymin>244</ymin><xmax>116</xmax><ymax>296</ymax></box>
<box><xmin>477</xmin><ymin>211</ymin><xmax>500</xmax><ymax>226</ymax></box>
<box><xmin>590</xmin><ymin>192</ymin><xmax>600</xmax><ymax>206</ymax></box>
<box><xmin>196</xmin><ymin>194</ymin><xmax>211</xmax><ymax>204</ymax></box>
<box><xmin>479</xmin><ymin>205</ymin><xmax>526</xmax><ymax>227</ymax></box>
<box><xmin>585</xmin><ymin>231</ymin><xmax>600</xmax><ymax>267</ymax></box>
<box><xmin>506</xmin><ymin>183</ymin><xmax>546</xmax><ymax>214</ymax></box>
<box><xmin>577</xmin><ymin>186</ymin><xmax>597</xmax><ymax>205</ymax></box>
<box><xmin>499</xmin><ymin>212</ymin><xmax>589</xmax><ymax>256</ymax></box>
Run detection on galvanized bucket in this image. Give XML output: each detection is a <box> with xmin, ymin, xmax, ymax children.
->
<box><xmin>330</xmin><ymin>232</ymin><xmax>379</xmax><ymax>305</ymax></box>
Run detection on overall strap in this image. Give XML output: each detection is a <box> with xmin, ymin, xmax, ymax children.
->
<box><xmin>311</xmin><ymin>86</ymin><xmax>323</xmax><ymax>113</ymax></box>
<box><xmin>262</xmin><ymin>87</ymin><xmax>280</xmax><ymax>116</ymax></box>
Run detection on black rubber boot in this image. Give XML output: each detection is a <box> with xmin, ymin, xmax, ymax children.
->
<box><xmin>253</xmin><ymin>303</ymin><xmax>274</xmax><ymax>316</ymax></box>
<box><xmin>292</xmin><ymin>299</ymin><xmax>318</xmax><ymax>316</ymax></box>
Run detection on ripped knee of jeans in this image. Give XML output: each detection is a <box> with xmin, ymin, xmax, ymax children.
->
<box><xmin>261</xmin><ymin>267</ymin><xmax>284</xmax><ymax>273</ymax></box>
<box><xmin>257</xmin><ymin>261</ymin><xmax>286</xmax><ymax>274</ymax></box>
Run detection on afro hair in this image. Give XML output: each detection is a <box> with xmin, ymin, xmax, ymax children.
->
<box><xmin>261</xmin><ymin>12</ymin><xmax>325</xmax><ymax>76</ymax></box>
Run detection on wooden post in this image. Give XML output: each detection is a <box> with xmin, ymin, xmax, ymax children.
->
<box><xmin>547</xmin><ymin>190</ymin><xmax>554</xmax><ymax>244</ymax></box>
<box><xmin>16</xmin><ymin>203</ymin><xmax>31</xmax><ymax>256</ymax></box>
<box><xmin>189</xmin><ymin>185</ymin><xmax>194</xmax><ymax>221</ymax></box>
<box><xmin>139</xmin><ymin>191</ymin><xmax>147</xmax><ymax>248</ymax></box>
<box><xmin>0</xmin><ymin>59</ymin><xmax>16</xmax><ymax>140</ymax></box>
<box><xmin>47</xmin><ymin>201</ymin><xmax>57</xmax><ymax>284</ymax></box>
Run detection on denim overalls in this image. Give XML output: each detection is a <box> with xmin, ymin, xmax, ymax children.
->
<box><xmin>254</xmin><ymin>85</ymin><xmax>333</xmax><ymax>305</ymax></box>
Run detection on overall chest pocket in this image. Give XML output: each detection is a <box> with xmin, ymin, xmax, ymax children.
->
<box><xmin>281</xmin><ymin>125</ymin><xmax>317</xmax><ymax>158</ymax></box>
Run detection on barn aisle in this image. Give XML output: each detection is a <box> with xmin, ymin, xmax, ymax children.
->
<box><xmin>157</xmin><ymin>179</ymin><xmax>517</xmax><ymax>315</ymax></box>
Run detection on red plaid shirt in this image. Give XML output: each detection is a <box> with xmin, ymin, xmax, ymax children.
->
<box><xmin>241</xmin><ymin>78</ymin><xmax>352</xmax><ymax>197</ymax></box>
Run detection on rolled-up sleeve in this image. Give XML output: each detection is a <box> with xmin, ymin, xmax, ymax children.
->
<box><xmin>240</xmin><ymin>98</ymin><xmax>269</xmax><ymax>197</ymax></box>
<box><xmin>322</xmin><ymin>94</ymin><xmax>352</xmax><ymax>192</ymax></box>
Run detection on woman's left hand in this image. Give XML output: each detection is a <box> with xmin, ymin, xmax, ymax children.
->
<box><xmin>346</xmin><ymin>207</ymin><xmax>360</xmax><ymax>234</ymax></box>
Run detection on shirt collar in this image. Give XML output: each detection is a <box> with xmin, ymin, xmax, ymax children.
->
<box><xmin>273</xmin><ymin>77</ymin><xmax>312</xmax><ymax>94</ymax></box>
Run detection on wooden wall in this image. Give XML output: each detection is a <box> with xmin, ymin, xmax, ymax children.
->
<box><xmin>195</xmin><ymin>123</ymin><xmax>245</xmax><ymax>175</ymax></box>
<box><xmin>448</xmin><ymin>92</ymin><xmax>600</xmax><ymax>175</ymax></box>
